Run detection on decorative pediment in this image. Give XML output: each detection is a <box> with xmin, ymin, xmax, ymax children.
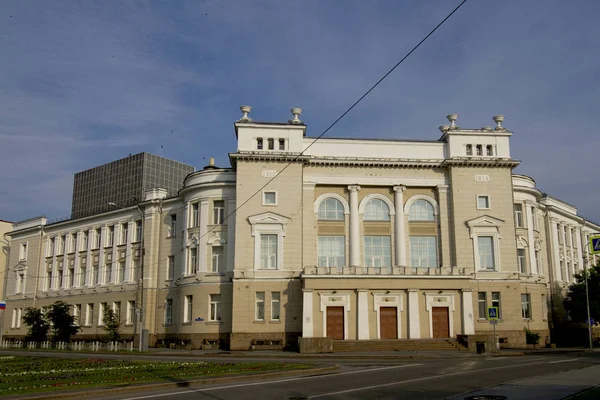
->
<box><xmin>516</xmin><ymin>236</ymin><xmax>528</xmax><ymax>249</ymax></box>
<box><xmin>14</xmin><ymin>263</ymin><xmax>27</xmax><ymax>272</ymax></box>
<box><xmin>534</xmin><ymin>238</ymin><xmax>542</xmax><ymax>251</ymax></box>
<box><xmin>248</xmin><ymin>212</ymin><xmax>290</xmax><ymax>236</ymax></box>
<box><xmin>187</xmin><ymin>233</ymin><xmax>199</xmax><ymax>247</ymax></box>
<box><xmin>207</xmin><ymin>232</ymin><xmax>226</xmax><ymax>245</ymax></box>
<box><xmin>466</xmin><ymin>215</ymin><xmax>504</xmax><ymax>239</ymax></box>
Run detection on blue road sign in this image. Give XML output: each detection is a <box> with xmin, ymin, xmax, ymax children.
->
<box><xmin>487</xmin><ymin>307</ymin><xmax>499</xmax><ymax>320</ymax></box>
<box><xmin>591</xmin><ymin>236</ymin><xmax>600</xmax><ymax>255</ymax></box>
<box><xmin>587</xmin><ymin>318</ymin><xmax>595</xmax><ymax>326</ymax></box>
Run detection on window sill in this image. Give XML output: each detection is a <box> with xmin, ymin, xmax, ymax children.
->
<box><xmin>269</xmin><ymin>320</ymin><xmax>281</xmax><ymax>324</ymax></box>
<box><xmin>253</xmin><ymin>320</ymin><xmax>266</xmax><ymax>324</ymax></box>
<box><xmin>206</xmin><ymin>321</ymin><xmax>223</xmax><ymax>325</ymax></box>
<box><xmin>182</xmin><ymin>322</ymin><xmax>192</xmax><ymax>326</ymax></box>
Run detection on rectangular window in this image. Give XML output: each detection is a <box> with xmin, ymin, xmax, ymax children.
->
<box><xmin>521</xmin><ymin>294</ymin><xmax>531</xmax><ymax>319</ymax></box>
<box><xmin>572</xmin><ymin>230</ymin><xmax>578</xmax><ymax>248</ymax></box>
<box><xmin>107</xmin><ymin>226</ymin><xmax>114</xmax><ymax>247</ymax></box>
<box><xmin>117</xmin><ymin>261</ymin><xmax>125</xmax><ymax>283</ymax></box>
<box><xmin>68</xmin><ymin>267</ymin><xmax>75</xmax><ymax>288</ymax></box>
<box><xmin>82</xmin><ymin>231</ymin><xmax>89</xmax><ymax>251</ymax></box>
<box><xmin>98</xmin><ymin>302</ymin><xmax>107</xmax><ymax>326</ymax></box>
<box><xmin>188</xmin><ymin>248</ymin><xmax>197</xmax><ymax>275</ymax></box>
<box><xmin>61</xmin><ymin>235</ymin><xmax>66</xmax><ymax>255</ymax></box>
<box><xmin>168</xmin><ymin>214</ymin><xmax>177</xmax><ymax>237</ymax></box>
<box><xmin>121</xmin><ymin>223</ymin><xmax>128</xmax><ymax>245</ymax></box>
<box><xmin>478</xmin><ymin>292</ymin><xmax>487</xmax><ymax>319</ymax></box>
<box><xmin>476</xmin><ymin>144</ymin><xmax>483</xmax><ymax>156</ymax></box>
<box><xmin>11</xmin><ymin>309</ymin><xmax>17</xmax><ymax>328</ymax></box>
<box><xmin>271</xmin><ymin>292</ymin><xmax>281</xmax><ymax>321</ymax></box>
<box><xmin>492</xmin><ymin>292</ymin><xmax>501</xmax><ymax>319</ymax></box>
<box><xmin>16</xmin><ymin>308</ymin><xmax>22</xmax><ymax>328</ymax></box>
<box><xmin>263</xmin><ymin>191</ymin><xmax>277</xmax><ymax>205</ymax></box>
<box><xmin>49</xmin><ymin>237</ymin><xmax>55</xmax><ymax>256</ymax></box>
<box><xmin>211</xmin><ymin>246</ymin><xmax>224</xmax><ymax>273</ymax></box>
<box><xmin>191</xmin><ymin>203</ymin><xmax>199</xmax><ymax>227</ymax></box>
<box><xmin>466</xmin><ymin>144</ymin><xmax>473</xmax><ymax>156</ymax></box>
<box><xmin>364</xmin><ymin>236</ymin><xmax>392</xmax><ymax>268</ymax></box>
<box><xmin>131</xmin><ymin>258</ymin><xmax>139</xmax><ymax>282</ymax></box>
<box><xmin>45</xmin><ymin>269</ymin><xmax>52</xmax><ymax>291</ymax></box>
<box><xmin>514</xmin><ymin>204</ymin><xmax>523</xmax><ymax>228</ymax></box>
<box><xmin>165</xmin><ymin>299</ymin><xmax>173</xmax><ymax>325</ymax></box>
<box><xmin>564</xmin><ymin>226</ymin><xmax>570</xmax><ymax>246</ymax></box>
<box><xmin>260</xmin><ymin>234</ymin><xmax>278</xmax><ymax>269</ymax></box>
<box><xmin>557</xmin><ymin>225</ymin><xmax>562</xmax><ymax>244</ymax></box>
<box><xmin>15</xmin><ymin>273</ymin><xmax>24</xmax><ymax>294</ymax></box>
<box><xmin>567</xmin><ymin>262</ymin><xmax>572</xmax><ymax>282</ymax></box>
<box><xmin>95</xmin><ymin>229</ymin><xmax>101</xmax><ymax>249</ymax></box>
<box><xmin>478</xmin><ymin>236</ymin><xmax>496</xmax><ymax>270</ymax></box>
<box><xmin>57</xmin><ymin>267</ymin><xmax>64</xmax><ymax>289</ymax></box>
<box><xmin>535</xmin><ymin>251</ymin><xmax>543</xmax><ymax>275</ymax></box>
<box><xmin>167</xmin><ymin>256</ymin><xmax>175</xmax><ymax>280</ymax></box>
<box><xmin>257</xmin><ymin>137</ymin><xmax>263</xmax><ymax>150</ymax></box>
<box><xmin>19</xmin><ymin>243</ymin><xmax>27</xmax><ymax>261</ymax></box>
<box><xmin>318</xmin><ymin>236</ymin><xmax>345</xmax><ymax>268</ymax></box>
<box><xmin>267</xmin><ymin>138</ymin><xmax>274</xmax><ymax>150</ymax></box>
<box><xmin>134</xmin><ymin>220</ymin><xmax>142</xmax><ymax>242</ymax></box>
<box><xmin>92</xmin><ymin>265</ymin><xmax>100</xmax><ymax>285</ymax></box>
<box><xmin>560</xmin><ymin>260</ymin><xmax>565</xmax><ymax>281</ymax></box>
<box><xmin>486</xmin><ymin>145</ymin><xmax>493</xmax><ymax>156</ymax></box>
<box><xmin>73</xmin><ymin>304</ymin><xmax>81</xmax><ymax>325</ymax></box>
<box><xmin>105</xmin><ymin>263</ymin><xmax>112</xmax><ymax>284</ymax></box>
<box><xmin>70</xmin><ymin>235</ymin><xmax>77</xmax><ymax>254</ymax></box>
<box><xmin>126</xmin><ymin>301</ymin><xmax>135</xmax><ymax>325</ymax></box>
<box><xmin>409</xmin><ymin>236</ymin><xmax>438</xmax><ymax>268</ymax></box>
<box><xmin>80</xmin><ymin>266</ymin><xmax>87</xmax><ymax>287</ymax></box>
<box><xmin>532</xmin><ymin>208</ymin><xmax>538</xmax><ymax>230</ymax></box>
<box><xmin>477</xmin><ymin>195</ymin><xmax>490</xmax><ymax>209</ymax></box>
<box><xmin>210</xmin><ymin>294</ymin><xmax>221</xmax><ymax>321</ymax></box>
<box><xmin>278</xmin><ymin>138</ymin><xmax>285</xmax><ymax>150</ymax></box>
<box><xmin>517</xmin><ymin>249</ymin><xmax>527</xmax><ymax>274</ymax></box>
<box><xmin>255</xmin><ymin>292</ymin><xmax>265</xmax><ymax>321</ymax></box>
<box><xmin>213</xmin><ymin>201</ymin><xmax>225</xmax><ymax>225</ymax></box>
<box><xmin>85</xmin><ymin>303</ymin><xmax>94</xmax><ymax>326</ymax></box>
<box><xmin>112</xmin><ymin>301</ymin><xmax>121</xmax><ymax>321</ymax></box>
<box><xmin>184</xmin><ymin>295</ymin><xmax>193</xmax><ymax>323</ymax></box>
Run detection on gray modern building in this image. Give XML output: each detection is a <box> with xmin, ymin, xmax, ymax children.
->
<box><xmin>71</xmin><ymin>152</ymin><xmax>195</xmax><ymax>219</ymax></box>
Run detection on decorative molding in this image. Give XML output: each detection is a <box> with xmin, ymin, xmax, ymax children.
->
<box><xmin>404</xmin><ymin>194</ymin><xmax>440</xmax><ymax>216</ymax></box>
<box><xmin>358</xmin><ymin>193</ymin><xmax>396</xmax><ymax>216</ymax></box>
<box><xmin>314</xmin><ymin>193</ymin><xmax>350</xmax><ymax>215</ymax></box>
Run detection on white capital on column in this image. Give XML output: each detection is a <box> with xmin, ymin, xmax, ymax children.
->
<box><xmin>357</xmin><ymin>290</ymin><xmax>369</xmax><ymax>340</ymax></box>
<box><xmin>408</xmin><ymin>289</ymin><xmax>420</xmax><ymax>339</ymax></box>
<box><xmin>461</xmin><ymin>289</ymin><xmax>475</xmax><ymax>335</ymax></box>
<box><xmin>525</xmin><ymin>203</ymin><xmax>538</xmax><ymax>274</ymax></box>
<box><xmin>348</xmin><ymin>185</ymin><xmax>361</xmax><ymax>267</ymax></box>
<box><xmin>302</xmin><ymin>290</ymin><xmax>314</xmax><ymax>338</ymax></box>
<box><xmin>393</xmin><ymin>185</ymin><xmax>406</xmax><ymax>266</ymax></box>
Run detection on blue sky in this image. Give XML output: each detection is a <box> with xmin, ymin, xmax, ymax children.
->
<box><xmin>1</xmin><ymin>0</ymin><xmax>599</xmax><ymax>223</ymax></box>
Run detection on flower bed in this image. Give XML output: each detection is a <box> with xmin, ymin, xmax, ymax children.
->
<box><xmin>0</xmin><ymin>356</ymin><xmax>307</xmax><ymax>395</ymax></box>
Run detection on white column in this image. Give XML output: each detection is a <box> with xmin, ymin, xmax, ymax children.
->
<box><xmin>551</xmin><ymin>220</ymin><xmax>561</xmax><ymax>282</ymax></box>
<box><xmin>568</xmin><ymin>226</ymin><xmax>575</xmax><ymax>277</ymax></box>
<box><xmin>85</xmin><ymin>231</ymin><xmax>92</xmax><ymax>287</ymax></box>
<box><xmin>51</xmin><ymin>237</ymin><xmax>57</xmax><ymax>290</ymax></box>
<box><xmin>461</xmin><ymin>289</ymin><xmax>475</xmax><ymax>335</ymax></box>
<box><xmin>197</xmin><ymin>200</ymin><xmax>209</xmax><ymax>273</ymax></box>
<box><xmin>407</xmin><ymin>289</ymin><xmax>420</xmax><ymax>339</ymax></box>
<box><xmin>348</xmin><ymin>185</ymin><xmax>361</xmax><ymax>267</ymax></box>
<box><xmin>525</xmin><ymin>203</ymin><xmax>538</xmax><ymax>274</ymax></box>
<box><xmin>357</xmin><ymin>289</ymin><xmax>369</xmax><ymax>340</ymax></box>
<box><xmin>74</xmin><ymin>231</ymin><xmax>81</xmax><ymax>287</ymax></box>
<box><xmin>393</xmin><ymin>185</ymin><xmax>407</xmax><ymax>267</ymax></box>
<box><xmin>227</xmin><ymin>198</ymin><xmax>236</xmax><ymax>271</ymax></box>
<box><xmin>181</xmin><ymin>202</ymin><xmax>190</xmax><ymax>276</ymax></box>
<box><xmin>576</xmin><ymin>228</ymin><xmax>584</xmax><ymax>272</ymax></box>
<box><xmin>98</xmin><ymin>226</ymin><xmax>106</xmax><ymax>284</ymax></box>
<box><xmin>302</xmin><ymin>289</ymin><xmax>314</xmax><ymax>338</ymax></box>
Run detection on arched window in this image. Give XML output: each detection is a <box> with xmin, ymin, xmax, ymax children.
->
<box><xmin>364</xmin><ymin>199</ymin><xmax>390</xmax><ymax>221</ymax></box>
<box><xmin>318</xmin><ymin>198</ymin><xmax>344</xmax><ymax>220</ymax></box>
<box><xmin>409</xmin><ymin>200</ymin><xmax>435</xmax><ymax>221</ymax></box>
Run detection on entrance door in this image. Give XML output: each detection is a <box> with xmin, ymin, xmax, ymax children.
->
<box><xmin>380</xmin><ymin>307</ymin><xmax>398</xmax><ymax>339</ymax></box>
<box><xmin>432</xmin><ymin>307</ymin><xmax>450</xmax><ymax>338</ymax></box>
<box><xmin>326</xmin><ymin>306</ymin><xmax>344</xmax><ymax>340</ymax></box>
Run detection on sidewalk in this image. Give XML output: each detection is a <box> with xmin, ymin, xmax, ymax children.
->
<box><xmin>447</xmin><ymin>364</ymin><xmax>600</xmax><ymax>400</ymax></box>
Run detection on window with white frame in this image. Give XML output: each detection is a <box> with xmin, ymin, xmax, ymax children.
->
<box><xmin>477</xmin><ymin>195</ymin><xmax>490</xmax><ymax>209</ymax></box>
<box><xmin>409</xmin><ymin>199</ymin><xmax>435</xmax><ymax>221</ymax></box>
<box><xmin>104</xmin><ymin>263</ymin><xmax>112</xmax><ymax>284</ymax></box>
<box><xmin>213</xmin><ymin>201</ymin><xmax>225</xmax><ymax>225</ymax></box>
<box><xmin>318</xmin><ymin>198</ymin><xmax>344</xmax><ymax>220</ymax></box>
<box><xmin>492</xmin><ymin>292</ymin><xmax>501</xmax><ymax>319</ymax></box>
<box><xmin>92</xmin><ymin>264</ymin><xmax>100</xmax><ymax>285</ymax></box>
<box><xmin>15</xmin><ymin>271</ymin><xmax>25</xmax><ymax>294</ymax></box>
<box><xmin>94</xmin><ymin>229</ymin><xmax>101</xmax><ymax>249</ymax></box>
<box><xmin>121</xmin><ymin>223</ymin><xmax>128</xmax><ymax>245</ymax></box>
<box><xmin>164</xmin><ymin>299</ymin><xmax>173</xmax><ymax>325</ymax></box>
<box><xmin>184</xmin><ymin>295</ymin><xmax>193</xmax><ymax>323</ymax></box>
<box><xmin>409</xmin><ymin>236</ymin><xmax>437</xmax><ymax>268</ymax></box>
<box><xmin>564</xmin><ymin>226</ymin><xmax>570</xmax><ymax>246</ymax></box>
<box><xmin>45</xmin><ymin>269</ymin><xmax>52</xmax><ymax>291</ymax></box>
<box><xmin>57</xmin><ymin>266</ymin><xmax>64</xmax><ymax>289</ymax></box>
<box><xmin>134</xmin><ymin>220</ymin><xmax>142</xmax><ymax>242</ymax></box>
<box><xmin>517</xmin><ymin>249</ymin><xmax>527</xmax><ymax>274</ymax></box>
<box><xmin>98</xmin><ymin>302</ymin><xmax>107</xmax><ymax>326</ymax></box>
<box><xmin>557</xmin><ymin>225</ymin><xmax>562</xmax><ymax>244</ymax></box>
<box><xmin>82</xmin><ymin>231</ymin><xmax>88</xmax><ymax>251</ymax></box>
<box><xmin>49</xmin><ymin>237</ymin><xmax>55</xmax><ymax>256</ymax></box>
<box><xmin>535</xmin><ymin>250</ymin><xmax>542</xmax><ymax>275</ymax></box>
<box><xmin>210</xmin><ymin>294</ymin><xmax>221</xmax><ymax>321</ymax></box>
<box><xmin>560</xmin><ymin>260</ymin><xmax>565</xmax><ymax>281</ymax></box>
<box><xmin>68</xmin><ymin>267</ymin><xmax>75</xmax><ymax>288</ymax></box>
<box><xmin>191</xmin><ymin>203</ymin><xmax>199</xmax><ymax>227</ymax></box>
<box><xmin>126</xmin><ymin>301</ymin><xmax>135</xmax><ymax>324</ymax></box>
<box><xmin>267</xmin><ymin>138</ymin><xmax>274</xmax><ymax>150</ymax></box>
<box><xmin>12</xmin><ymin>308</ymin><xmax>22</xmax><ymax>328</ymax></box>
<box><xmin>19</xmin><ymin>243</ymin><xmax>27</xmax><ymax>261</ymax></box>
<box><xmin>486</xmin><ymin>145</ymin><xmax>493</xmax><ymax>156</ymax></box>
<box><xmin>60</xmin><ymin>235</ymin><xmax>66</xmax><ymax>255</ymax></box>
<box><xmin>278</xmin><ymin>138</ymin><xmax>285</xmax><ymax>150</ymax></box>
<box><xmin>364</xmin><ymin>236</ymin><xmax>391</xmax><ymax>267</ymax></box>
<box><xmin>85</xmin><ymin>303</ymin><xmax>94</xmax><ymax>326</ymax></box>
<box><xmin>466</xmin><ymin>144</ymin><xmax>473</xmax><ymax>156</ymax></box>
<box><xmin>478</xmin><ymin>292</ymin><xmax>486</xmax><ymax>319</ymax></box>
<box><xmin>478</xmin><ymin>236</ymin><xmax>496</xmax><ymax>270</ymax></box>
<box><xmin>572</xmin><ymin>229</ymin><xmax>577</xmax><ymax>247</ymax></box>
<box><xmin>70</xmin><ymin>235</ymin><xmax>76</xmax><ymax>253</ymax></box>
<box><xmin>521</xmin><ymin>294</ymin><xmax>531</xmax><ymax>319</ymax></box>
<box><xmin>532</xmin><ymin>208</ymin><xmax>538</xmax><ymax>230</ymax></box>
<box><xmin>260</xmin><ymin>234</ymin><xmax>278</xmax><ymax>269</ymax></box>
<box><xmin>257</xmin><ymin>137</ymin><xmax>263</xmax><ymax>150</ymax></box>
<box><xmin>167</xmin><ymin>256</ymin><xmax>175</xmax><ymax>280</ymax></box>
<box><xmin>107</xmin><ymin>226</ymin><xmax>114</xmax><ymax>247</ymax></box>
<box><xmin>73</xmin><ymin>304</ymin><xmax>81</xmax><ymax>325</ymax></box>
<box><xmin>117</xmin><ymin>261</ymin><xmax>125</xmax><ymax>283</ymax></box>
<box><xmin>318</xmin><ymin>236</ymin><xmax>345</xmax><ymax>267</ymax></box>
<box><xmin>255</xmin><ymin>292</ymin><xmax>265</xmax><ymax>321</ymax></box>
<box><xmin>188</xmin><ymin>248</ymin><xmax>197</xmax><ymax>275</ymax></box>
<box><xmin>476</xmin><ymin>144</ymin><xmax>483</xmax><ymax>156</ymax></box>
<box><xmin>567</xmin><ymin>261</ymin><xmax>572</xmax><ymax>282</ymax></box>
<box><xmin>80</xmin><ymin>266</ymin><xmax>87</xmax><ymax>287</ymax></box>
<box><xmin>364</xmin><ymin>199</ymin><xmax>390</xmax><ymax>221</ymax></box>
<box><xmin>168</xmin><ymin>214</ymin><xmax>177</xmax><ymax>237</ymax></box>
<box><xmin>211</xmin><ymin>246</ymin><xmax>224</xmax><ymax>273</ymax></box>
<box><xmin>112</xmin><ymin>301</ymin><xmax>121</xmax><ymax>321</ymax></box>
<box><xmin>271</xmin><ymin>292</ymin><xmax>280</xmax><ymax>321</ymax></box>
<box><xmin>131</xmin><ymin>258</ymin><xmax>139</xmax><ymax>282</ymax></box>
<box><xmin>263</xmin><ymin>191</ymin><xmax>277</xmax><ymax>206</ymax></box>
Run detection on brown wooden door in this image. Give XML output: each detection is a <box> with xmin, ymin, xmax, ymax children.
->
<box><xmin>432</xmin><ymin>307</ymin><xmax>450</xmax><ymax>338</ymax></box>
<box><xmin>326</xmin><ymin>306</ymin><xmax>344</xmax><ymax>340</ymax></box>
<box><xmin>380</xmin><ymin>307</ymin><xmax>398</xmax><ymax>339</ymax></box>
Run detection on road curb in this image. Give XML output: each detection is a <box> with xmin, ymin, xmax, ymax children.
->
<box><xmin>8</xmin><ymin>365</ymin><xmax>339</xmax><ymax>400</ymax></box>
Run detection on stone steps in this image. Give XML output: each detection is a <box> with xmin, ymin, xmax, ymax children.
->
<box><xmin>333</xmin><ymin>339</ymin><xmax>468</xmax><ymax>352</ymax></box>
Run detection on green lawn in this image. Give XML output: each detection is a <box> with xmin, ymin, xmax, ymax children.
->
<box><xmin>0</xmin><ymin>355</ymin><xmax>309</xmax><ymax>395</ymax></box>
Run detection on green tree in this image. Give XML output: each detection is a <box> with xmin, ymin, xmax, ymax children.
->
<box><xmin>103</xmin><ymin>307</ymin><xmax>121</xmax><ymax>341</ymax></box>
<box><xmin>564</xmin><ymin>262</ymin><xmax>600</xmax><ymax>323</ymax></box>
<box><xmin>46</xmin><ymin>301</ymin><xmax>80</xmax><ymax>342</ymax></box>
<box><xmin>22</xmin><ymin>307</ymin><xmax>50</xmax><ymax>342</ymax></box>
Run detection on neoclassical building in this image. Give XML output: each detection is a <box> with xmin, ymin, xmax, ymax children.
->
<box><xmin>4</xmin><ymin>108</ymin><xmax>599</xmax><ymax>350</ymax></box>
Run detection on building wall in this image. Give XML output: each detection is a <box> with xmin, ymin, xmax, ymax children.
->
<box><xmin>1</xmin><ymin>220</ymin><xmax>14</xmax><ymax>303</ymax></box>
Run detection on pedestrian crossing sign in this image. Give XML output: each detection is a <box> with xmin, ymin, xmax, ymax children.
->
<box><xmin>591</xmin><ymin>236</ymin><xmax>600</xmax><ymax>255</ymax></box>
<box><xmin>487</xmin><ymin>307</ymin><xmax>499</xmax><ymax>320</ymax></box>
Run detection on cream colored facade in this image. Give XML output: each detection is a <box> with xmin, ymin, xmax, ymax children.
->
<box><xmin>3</xmin><ymin>109</ymin><xmax>599</xmax><ymax>349</ymax></box>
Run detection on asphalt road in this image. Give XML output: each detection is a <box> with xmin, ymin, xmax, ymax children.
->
<box><xmin>93</xmin><ymin>354</ymin><xmax>599</xmax><ymax>400</ymax></box>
